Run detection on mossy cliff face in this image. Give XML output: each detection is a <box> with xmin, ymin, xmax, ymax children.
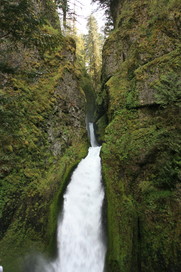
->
<box><xmin>98</xmin><ymin>0</ymin><xmax>181</xmax><ymax>271</ymax></box>
<box><xmin>0</xmin><ymin>1</ymin><xmax>87</xmax><ymax>271</ymax></box>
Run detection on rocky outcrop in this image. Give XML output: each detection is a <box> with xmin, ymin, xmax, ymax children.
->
<box><xmin>0</xmin><ymin>2</ymin><xmax>87</xmax><ymax>271</ymax></box>
<box><xmin>98</xmin><ymin>0</ymin><xmax>181</xmax><ymax>271</ymax></box>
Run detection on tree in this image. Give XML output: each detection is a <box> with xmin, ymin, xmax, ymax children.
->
<box><xmin>92</xmin><ymin>0</ymin><xmax>110</xmax><ymax>8</ymax></box>
<box><xmin>92</xmin><ymin>0</ymin><xmax>114</xmax><ymax>33</ymax></box>
<box><xmin>56</xmin><ymin>0</ymin><xmax>83</xmax><ymax>35</ymax></box>
<box><xmin>74</xmin><ymin>34</ymin><xmax>86</xmax><ymax>67</ymax></box>
<box><xmin>85</xmin><ymin>15</ymin><xmax>102</xmax><ymax>84</ymax></box>
<box><xmin>56</xmin><ymin>0</ymin><xmax>69</xmax><ymax>29</ymax></box>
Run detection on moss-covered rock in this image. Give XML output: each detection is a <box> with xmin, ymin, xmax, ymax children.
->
<box><xmin>0</xmin><ymin>2</ymin><xmax>88</xmax><ymax>271</ymax></box>
<box><xmin>98</xmin><ymin>0</ymin><xmax>181</xmax><ymax>270</ymax></box>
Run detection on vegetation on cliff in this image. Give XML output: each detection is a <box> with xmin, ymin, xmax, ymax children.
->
<box><xmin>96</xmin><ymin>0</ymin><xmax>181</xmax><ymax>271</ymax></box>
<box><xmin>0</xmin><ymin>1</ymin><xmax>88</xmax><ymax>271</ymax></box>
<box><xmin>1</xmin><ymin>0</ymin><xmax>180</xmax><ymax>271</ymax></box>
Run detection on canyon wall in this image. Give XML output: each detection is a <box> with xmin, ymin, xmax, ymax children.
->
<box><xmin>0</xmin><ymin>1</ymin><xmax>87</xmax><ymax>271</ymax></box>
<box><xmin>97</xmin><ymin>0</ymin><xmax>181</xmax><ymax>271</ymax></box>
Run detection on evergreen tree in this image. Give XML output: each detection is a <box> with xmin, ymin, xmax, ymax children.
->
<box><xmin>56</xmin><ymin>0</ymin><xmax>69</xmax><ymax>29</ymax></box>
<box><xmin>85</xmin><ymin>15</ymin><xmax>102</xmax><ymax>84</ymax></box>
<box><xmin>56</xmin><ymin>0</ymin><xmax>83</xmax><ymax>35</ymax></box>
<box><xmin>92</xmin><ymin>0</ymin><xmax>110</xmax><ymax>6</ymax></box>
<box><xmin>75</xmin><ymin>34</ymin><xmax>86</xmax><ymax>67</ymax></box>
<box><xmin>92</xmin><ymin>0</ymin><xmax>113</xmax><ymax>34</ymax></box>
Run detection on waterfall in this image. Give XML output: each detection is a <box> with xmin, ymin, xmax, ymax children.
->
<box><xmin>88</xmin><ymin>123</ymin><xmax>98</xmax><ymax>147</ymax></box>
<box><xmin>46</xmin><ymin>123</ymin><xmax>106</xmax><ymax>272</ymax></box>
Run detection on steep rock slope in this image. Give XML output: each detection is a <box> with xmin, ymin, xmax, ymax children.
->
<box><xmin>98</xmin><ymin>0</ymin><xmax>181</xmax><ymax>271</ymax></box>
<box><xmin>0</xmin><ymin>1</ymin><xmax>87</xmax><ymax>271</ymax></box>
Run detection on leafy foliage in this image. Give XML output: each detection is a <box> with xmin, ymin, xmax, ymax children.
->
<box><xmin>56</xmin><ymin>0</ymin><xmax>69</xmax><ymax>28</ymax></box>
<box><xmin>0</xmin><ymin>0</ymin><xmax>62</xmax><ymax>49</ymax></box>
<box><xmin>92</xmin><ymin>0</ymin><xmax>114</xmax><ymax>34</ymax></box>
<box><xmin>92</xmin><ymin>0</ymin><xmax>111</xmax><ymax>8</ymax></box>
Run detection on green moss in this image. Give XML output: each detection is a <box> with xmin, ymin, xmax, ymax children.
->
<box><xmin>106</xmin><ymin>75</ymin><xmax>129</xmax><ymax>117</ymax></box>
<box><xmin>0</xmin><ymin>6</ymin><xmax>87</xmax><ymax>271</ymax></box>
<box><xmin>139</xmin><ymin>185</ymin><xmax>180</xmax><ymax>271</ymax></box>
<box><xmin>100</xmin><ymin>0</ymin><xmax>181</xmax><ymax>268</ymax></box>
<box><xmin>0</xmin><ymin>141</ymin><xmax>88</xmax><ymax>272</ymax></box>
<box><xmin>102</xmin><ymin>106</ymin><xmax>181</xmax><ymax>270</ymax></box>
<box><xmin>47</xmin><ymin>143</ymin><xmax>88</xmax><ymax>254</ymax></box>
<box><xmin>95</xmin><ymin>114</ymin><xmax>108</xmax><ymax>142</ymax></box>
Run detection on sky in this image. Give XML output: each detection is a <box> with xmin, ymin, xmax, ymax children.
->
<box><xmin>69</xmin><ymin>0</ymin><xmax>106</xmax><ymax>34</ymax></box>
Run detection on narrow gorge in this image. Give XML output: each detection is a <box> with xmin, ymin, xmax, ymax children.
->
<box><xmin>0</xmin><ymin>0</ymin><xmax>181</xmax><ymax>272</ymax></box>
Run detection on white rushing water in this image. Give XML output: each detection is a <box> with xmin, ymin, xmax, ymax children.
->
<box><xmin>47</xmin><ymin>123</ymin><xmax>106</xmax><ymax>272</ymax></box>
